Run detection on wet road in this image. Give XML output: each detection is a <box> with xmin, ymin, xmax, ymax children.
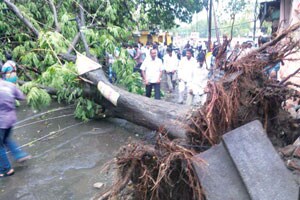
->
<box><xmin>0</xmin><ymin>102</ymin><xmax>149</xmax><ymax>200</ymax></box>
<box><xmin>0</xmin><ymin>73</ymin><xmax>177</xmax><ymax>200</ymax></box>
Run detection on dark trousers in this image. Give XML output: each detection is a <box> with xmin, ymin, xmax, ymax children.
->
<box><xmin>146</xmin><ymin>83</ymin><xmax>160</xmax><ymax>100</ymax></box>
<box><xmin>133</xmin><ymin>63</ymin><xmax>142</xmax><ymax>76</ymax></box>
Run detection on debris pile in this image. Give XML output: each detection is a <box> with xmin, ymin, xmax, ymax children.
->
<box><xmin>280</xmin><ymin>137</ymin><xmax>300</xmax><ymax>174</ymax></box>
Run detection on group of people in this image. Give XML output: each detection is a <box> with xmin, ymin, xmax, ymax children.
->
<box><xmin>132</xmin><ymin>41</ymin><xmax>209</xmax><ymax>106</ymax></box>
<box><xmin>135</xmin><ymin>34</ymin><xmax>282</xmax><ymax>106</ymax></box>
<box><xmin>0</xmin><ymin>53</ymin><xmax>31</xmax><ymax>178</ymax></box>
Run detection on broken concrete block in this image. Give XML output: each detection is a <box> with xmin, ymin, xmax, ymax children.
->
<box><xmin>193</xmin><ymin>120</ymin><xmax>299</xmax><ymax>200</ymax></box>
<box><xmin>223</xmin><ymin>120</ymin><xmax>298</xmax><ymax>200</ymax></box>
<box><xmin>192</xmin><ymin>143</ymin><xmax>251</xmax><ymax>200</ymax></box>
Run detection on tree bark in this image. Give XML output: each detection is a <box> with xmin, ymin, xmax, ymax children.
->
<box><xmin>4</xmin><ymin>0</ymin><xmax>39</xmax><ymax>38</ymax></box>
<box><xmin>19</xmin><ymin>71</ymin><xmax>189</xmax><ymax>139</ymax></box>
<box><xmin>48</xmin><ymin>0</ymin><xmax>61</xmax><ymax>32</ymax></box>
<box><xmin>58</xmin><ymin>53</ymin><xmax>189</xmax><ymax>138</ymax></box>
<box><xmin>82</xmin><ymin>69</ymin><xmax>189</xmax><ymax>139</ymax></box>
<box><xmin>67</xmin><ymin>33</ymin><xmax>80</xmax><ymax>54</ymax></box>
<box><xmin>75</xmin><ymin>16</ymin><xmax>91</xmax><ymax>58</ymax></box>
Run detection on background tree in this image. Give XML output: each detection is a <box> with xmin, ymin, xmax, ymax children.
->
<box><xmin>223</xmin><ymin>0</ymin><xmax>249</xmax><ymax>39</ymax></box>
<box><xmin>137</xmin><ymin>0</ymin><xmax>206</xmax><ymax>30</ymax></box>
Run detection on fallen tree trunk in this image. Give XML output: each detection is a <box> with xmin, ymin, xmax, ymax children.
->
<box><xmin>6</xmin><ymin>0</ymin><xmax>189</xmax><ymax>138</ymax></box>
<box><xmin>82</xmin><ymin>69</ymin><xmax>190</xmax><ymax>139</ymax></box>
<box><xmin>18</xmin><ymin>67</ymin><xmax>190</xmax><ymax>139</ymax></box>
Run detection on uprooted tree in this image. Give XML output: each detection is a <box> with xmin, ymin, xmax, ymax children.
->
<box><xmin>2</xmin><ymin>1</ymin><xmax>300</xmax><ymax>200</ymax></box>
<box><xmin>1</xmin><ymin>0</ymin><xmax>209</xmax><ymax>138</ymax></box>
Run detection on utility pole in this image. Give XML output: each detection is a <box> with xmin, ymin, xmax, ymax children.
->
<box><xmin>208</xmin><ymin>0</ymin><xmax>213</xmax><ymax>52</ymax></box>
<box><xmin>253</xmin><ymin>0</ymin><xmax>258</xmax><ymax>42</ymax></box>
<box><xmin>213</xmin><ymin>2</ymin><xmax>220</xmax><ymax>45</ymax></box>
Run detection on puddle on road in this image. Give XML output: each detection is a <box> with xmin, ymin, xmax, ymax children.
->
<box><xmin>0</xmin><ymin>102</ymin><xmax>150</xmax><ymax>200</ymax></box>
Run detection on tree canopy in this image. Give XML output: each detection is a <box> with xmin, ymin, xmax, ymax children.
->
<box><xmin>0</xmin><ymin>0</ymin><xmax>206</xmax><ymax>119</ymax></box>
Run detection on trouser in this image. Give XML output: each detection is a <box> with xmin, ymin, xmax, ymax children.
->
<box><xmin>166</xmin><ymin>72</ymin><xmax>176</xmax><ymax>91</ymax></box>
<box><xmin>133</xmin><ymin>63</ymin><xmax>142</xmax><ymax>76</ymax></box>
<box><xmin>146</xmin><ymin>83</ymin><xmax>161</xmax><ymax>100</ymax></box>
<box><xmin>188</xmin><ymin>93</ymin><xmax>207</xmax><ymax>106</ymax></box>
<box><xmin>178</xmin><ymin>81</ymin><xmax>187</xmax><ymax>104</ymax></box>
<box><xmin>0</xmin><ymin>128</ymin><xmax>28</xmax><ymax>174</ymax></box>
<box><xmin>108</xmin><ymin>64</ymin><xmax>117</xmax><ymax>83</ymax></box>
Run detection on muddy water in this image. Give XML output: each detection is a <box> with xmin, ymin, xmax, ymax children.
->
<box><xmin>0</xmin><ymin>102</ymin><xmax>150</xmax><ymax>200</ymax></box>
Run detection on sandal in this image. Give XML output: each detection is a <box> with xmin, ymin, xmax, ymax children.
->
<box><xmin>0</xmin><ymin>169</ymin><xmax>15</xmax><ymax>177</ymax></box>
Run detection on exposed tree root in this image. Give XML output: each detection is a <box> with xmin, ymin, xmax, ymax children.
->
<box><xmin>96</xmin><ymin>136</ymin><xmax>205</xmax><ymax>200</ymax></box>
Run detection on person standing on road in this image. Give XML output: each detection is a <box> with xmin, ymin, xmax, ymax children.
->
<box><xmin>133</xmin><ymin>43</ymin><xmax>143</xmax><ymax>75</ymax></box>
<box><xmin>177</xmin><ymin>48</ymin><xmax>198</xmax><ymax>105</ymax></box>
<box><xmin>140</xmin><ymin>48</ymin><xmax>163</xmax><ymax>100</ymax></box>
<box><xmin>0</xmin><ymin>79</ymin><xmax>31</xmax><ymax>177</ymax></box>
<box><xmin>163</xmin><ymin>47</ymin><xmax>179</xmax><ymax>93</ymax></box>
<box><xmin>188</xmin><ymin>60</ymin><xmax>209</xmax><ymax>106</ymax></box>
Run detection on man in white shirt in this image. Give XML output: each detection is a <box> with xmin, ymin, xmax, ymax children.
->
<box><xmin>140</xmin><ymin>49</ymin><xmax>163</xmax><ymax>100</ymax></box>
<box><xmin>163</xmin><ymin>47</ymin><xmax>179</xmax><ymax>92</ymax></box>
<box><xmin>177</xmin><ymin>48</ymin><xmax>198</xmax><ymax>105</ymax></box>
<box><xmin>189</xmin><ymin>61</ymin><xmax>208</xmax><ymax>106</ymax></box>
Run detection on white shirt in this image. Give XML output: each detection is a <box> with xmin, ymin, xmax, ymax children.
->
<box><xmin>178</xmin><ymin>57</ymin><xmax>198</xmax><ymax>84</ymax></box>
<box><xmin>140</xmin><ymin>57</ymin><xmax>163</xmax><ymax>83</ymax></box>
<box><xmin>163</xmin><ymin>54</ymin><xmax>179</xmax><ymax>72</ymax></box>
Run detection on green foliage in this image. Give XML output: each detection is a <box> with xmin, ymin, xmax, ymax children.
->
<box><xmin>37</xmin><ymin>63</ymin><xmax>81</xmax><ymax>101</ymax></box>
<box><xmin>38</xmin><ymin>31</ymin><xmax>68</xmax><ymax>52</ymax></box>
<box><xmin>20</xmin><ymin>52</ymin><xmax>40</xmax><ymax>68</ymax></box>
<box><xmin>60</xmin><ymin>13</ymin><xmax>77</xmax><ymax>39</ymax></box>
<box><xmin>225</xmin><ymin>0</ymin><xmax>249</xmax><ymax>17</ymax></box>
<box><xmin>20</xmin><ymin>81</ymin><xmax>38</xmax><ymax>94</ymax></box>
<box><xmin>74</xmin><ymin>97</ymin><xmax>101</xmax><ymax>122</ymax></box>
<box><xmin>0</xmin><ymin>51</ymin><xmax>4</xmax><ymax>61</ymax></box>
<box><xmin>21</xmin><ymin>83</ymin><xmax>51</xmax><ymax>110</ymax></box>
<box><xmin>112</xmin><ymin>49</ymin><xmax>144</xmax><ymax>95</ymax></box>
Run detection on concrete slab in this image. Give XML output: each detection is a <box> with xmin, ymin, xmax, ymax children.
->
<box><xmin>223</xmin><ymin>120</ymin><xmax>299</xmax><ymax>200</ymax></box>
<box><xmin>192</xmin><ymin>143</ymin><xmax>251</xmax><ymax>200</ymax></box>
